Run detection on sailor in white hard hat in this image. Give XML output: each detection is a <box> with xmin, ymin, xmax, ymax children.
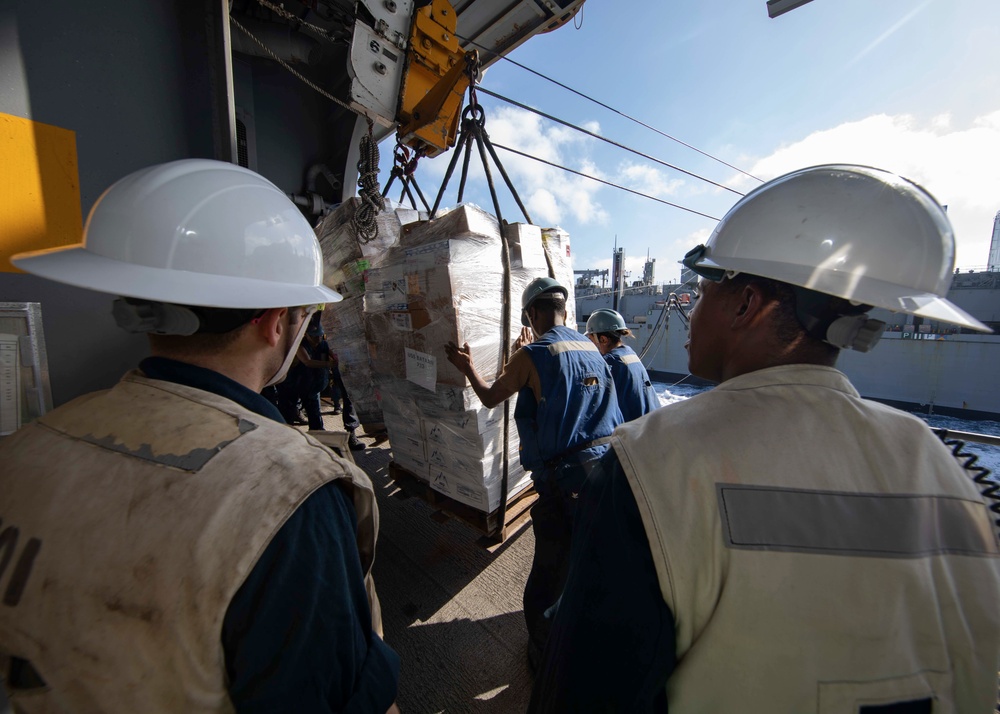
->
<box><xmin>445</xmin><ymin>276</ymin><xmax>623</xmax><ymax>671</ymax></box>
<box><xmin>0</xmin><ymin>159</ymin><xmax>400</xmax><ymax>713</ymax></box>
<box><xmin>584</xmin><ymin>308</ymin><xmax>659</xmax><ymax>422</ymax></box>
<box><xmin>530</xmin><ymin>165</ymin><xmax>1000</xmax><ymax>713</ymax></box>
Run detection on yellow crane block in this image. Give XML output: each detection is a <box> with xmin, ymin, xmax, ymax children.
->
<box><xmin>0</xmin><ymin>113</ymin><xmax>82</xmax><ymax>273</ymax></box>
<box><xmin>396</xmin><ymin>0</ymin><xmax>469</xmax><ymax>157</ymax></box>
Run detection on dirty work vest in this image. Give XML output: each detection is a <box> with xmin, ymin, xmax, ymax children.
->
<box><xmin>613</xmin><ymin>364</ymin><xmax>1000</xmax><ymax>713</ymax></box>
<box><xmin>514</xmin><ymin>325</ymin><xmax>621</xmax><ymax>473</ymax></box>
<box><xmin>0</xmin><ymin>372</ymin><xmax>379</xmax><ymax>714</ymax></box>
<box><xmin>604</xmin><ymin>345</ymin><xmax>658</xmax><ymax>423</ymax></box>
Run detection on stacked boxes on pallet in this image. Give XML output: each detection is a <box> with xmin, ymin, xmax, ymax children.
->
<box><xmin>365</xmin><ymin>204</ymin><xmax>562</xmax><ymax>513</ymax></box>
<box><xmin>315</xmin><ymin>200</ymin><xmax>420</xmax><ymax>429</ymax></box>
<box><xmin>378</xmin><ymin>378</ymin><xmax>525</xmax><ymax>513</ymax></box>
<box><xmin>541</xmin><ymin>227</ymin><xmax>577</xmax><ymax>330</ymax></box>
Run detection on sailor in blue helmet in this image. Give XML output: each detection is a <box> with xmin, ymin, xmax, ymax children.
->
<box><xmin>445</xmin><ymin>276</ymin><xmax>623</xmax><ymax>671</ymax></box>
<box><xmin>529</xmin><ymin>165</ymin><xmax>1000</xmax><ymax>713</ymax></box>
<box><xmin>584</xmin><ymin>308</ymin><xmax>659</xmax><ymax>422</ymax></box>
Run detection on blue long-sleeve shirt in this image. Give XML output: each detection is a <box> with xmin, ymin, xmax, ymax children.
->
<box><xmin>528</xmin><ymin>446</ymin><xmax>675</xmax><ymax>712</ymax></box>
<box><xmin>140</xmin><ymin>357</ymin><xmax>400</xmax><ymax>713</ymax></box>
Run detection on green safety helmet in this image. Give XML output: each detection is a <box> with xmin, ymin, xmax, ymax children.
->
<box><xmin>584</xmin><ymin>308</ymin><xmax>627</xmax><ymax>335</ymax></box>
<box><xmin>521</xmin><ymin>277</ymin><xmax>568</xmax><ymax>326</ymax></box>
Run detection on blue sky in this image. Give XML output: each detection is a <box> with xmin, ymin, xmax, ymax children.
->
<box><xmin>382</xmin><ymin>0</ymin><xmax>1000</xmax><ymax>283</ymax></box>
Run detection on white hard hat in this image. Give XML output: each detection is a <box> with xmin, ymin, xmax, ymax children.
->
<box><xmin>683</xmin><ymin>164</ymin><xmax>988</xmax><ymax>332</ymax></box>
<box><xmin>11</xmin><ymin>159</ymin><xmax>342</xmax><ymax>309</ymax></box>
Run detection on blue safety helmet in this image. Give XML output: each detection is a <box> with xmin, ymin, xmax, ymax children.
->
<box><xmin>521</xmin><ymin>277</ymin><xmax>568</xmax><ymax>327</ymax></box>
<box><xmin>584</xmin><ymin>308</ymin><xmax>627</xmax><ymax>335</ymax></box>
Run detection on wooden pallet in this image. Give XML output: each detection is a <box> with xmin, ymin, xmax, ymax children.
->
<box><xmin>387</xmin><ymin>462</ymin><xmax>537</xmax><ymax>546</ymax></box>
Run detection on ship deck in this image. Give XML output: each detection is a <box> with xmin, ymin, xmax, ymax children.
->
<box><xmin>352</xmin><ymin>430</ymin><xmax>536</xmax><ymax>712</ymax></box>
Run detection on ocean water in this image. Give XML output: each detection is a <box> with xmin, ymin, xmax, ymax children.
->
<box><xmin>652</xmin><ymin>380</ymin><xmax>1000</xmax><ymax>477</ymax></box>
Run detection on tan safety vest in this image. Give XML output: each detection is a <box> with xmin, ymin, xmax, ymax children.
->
<box><xmin>614</xmin><ymin>364</ymin><xmax>1000</xmax><ymax>713</ymax></box>
<box><xmin>0</xmin><ymin>372</ymin><xmax>379</xmax><ymax>713</ymax></box>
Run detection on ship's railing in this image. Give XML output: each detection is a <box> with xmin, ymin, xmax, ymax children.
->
<box><xmin>949</xmin><ymin>268</ymin><xmax>1000</xmax><ymax>290</ymax></box>
<box><xmin>937</xmin><ymin>428</ymin><xmax>1000</xmax><ymax>448</ymax></box>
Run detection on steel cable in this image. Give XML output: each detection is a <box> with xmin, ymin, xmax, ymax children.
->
<box><xmin>492</xmin><ymin>143</ymin><xmax>721</xmax><ymax>221</ymax></box>
<box><xmin>479</xmin><ymin>87</ymin><xmax>743</xmax><ymax>197</ymax></box>
<box><xmin>455</xmin><ymin>33</ymin><xmax>762</xmax><ymax>183</ymax></box>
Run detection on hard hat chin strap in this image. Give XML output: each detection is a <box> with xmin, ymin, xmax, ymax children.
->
<box><xmin>789</xmin><ymin>286</ymin><xmax>886</xmax><ymax>353</ymax></box>
<box><xmin>112</xmin><ymin>299</ymin><xmax>201</xmax><ymax>336</ymax></box>
<box><xmin>825</xmin><ymin>314</ymin><xmax>887</xmax><ymax>352</ymax></box>
<box><xmin>112</xmin><ymin>299</ymin><xmax>264</xmax><ymax>336</ymax></box>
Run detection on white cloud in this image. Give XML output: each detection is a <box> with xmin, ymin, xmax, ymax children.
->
<box><xmin>931</xmin><ymin>113</ymin><xmax>951</xmax><ymax>130</ymax></box>
<box><xmin>676</xmin><ymin>226</ymin><xmax>712</xmax><ymax>253</ymax></box>
<box><xmin>616</xmin><ymin>163</ymin><xmax>684</xmax><ymax>199</ymax></box>
<box><xmin>737</xmin><ymin>109</ymin><xmax>1000</xmax><ymax>268</ymax></box>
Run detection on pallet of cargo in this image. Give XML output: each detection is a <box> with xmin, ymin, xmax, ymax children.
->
<box><xmin>387</xmin><ymin>461</ymin><xmax>537</xmax><ymax>546</ymax></box>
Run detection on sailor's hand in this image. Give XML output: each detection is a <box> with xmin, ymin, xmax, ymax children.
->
<box><xmin>445</xmin><ymin>341</ymin><xmax>473</xmax><ymax>375</ymax></box>
<box><xmin>513</xmin><ymin>326</ymin><xmax>534</xmax><ymax>351</ymax></box>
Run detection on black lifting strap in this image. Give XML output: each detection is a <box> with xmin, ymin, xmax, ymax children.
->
<box><xmin>382</xmin><ymin>142</ymin><xmax>431</xmax><ymax>213</ymax></box>
<box><xmin>429</xmin><ymin>52</ymin><xmax>533</xmax><ymax>228</ymax></box>
<box><xmin>428</xmin><ymin>53</ymin><xmax>537</xmax><ymax>534</ymax></box>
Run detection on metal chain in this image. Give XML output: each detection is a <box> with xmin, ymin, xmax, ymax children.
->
<box><xmin>464</xmin><ymin>52</ymin><xmax>481</xmax><ymax>111</ymax></box>
<box><xmin>383</xmin><ymin>143</ymin><xmax>430</xmax><ymax>211</ymax></box>
<box><xmin>353</xmin><ymin>119</ymin><xmax>386</xmax><ymax>242</ymax></box>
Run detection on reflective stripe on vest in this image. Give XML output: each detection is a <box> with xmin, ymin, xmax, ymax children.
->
<box><xmin>515</xmin><ymin>326</ymin><xmax>621</xmax><ymax>472</ymax></box>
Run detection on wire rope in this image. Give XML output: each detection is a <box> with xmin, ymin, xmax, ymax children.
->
<box><xmin>479</xmin><ymin>88</ymin><xmax>743</xmax><ymax>197</ymax></box>
<box><xmin>491</xmin><ymin>143</ymin><xmax>722</xmax><ymax>221</ymax></box>
<box><xmin>456</xmin><ymin>34</ymin><xmax>763</xmax><ymax>183</ymax></box>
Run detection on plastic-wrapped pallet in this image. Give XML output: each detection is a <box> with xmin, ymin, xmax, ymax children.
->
<box><xmin>315</xmin><ymin>198</ymin><xmax>404</xmax><ymax>298</ymax></box>
<box><xmin>364</xmin><ymin>205</ymin><xmax>509</xmax><ymax>388</ymax></box>
<box><xmin>542</xmin><ymin>227</ymin><xmax>577</xmax><ymax>330</ymax></box>
<box><xmin>364</xmin><ymin>205</ymin><xmax>556</xmax><ymax>513</ymax></box>
<box><xmin>377</xmin><ymin>374</ymin><xmax>532</xmax><ymax>513</ymax></box>
<box><xmin>315</xmin><ymin>200</ymin><xmax>420</xmax><ymax>429</ymax></box>
<box><xmin>319</xmin><ymin>297</ymin><xmax>382</xmax><ymax>426</ymax></box>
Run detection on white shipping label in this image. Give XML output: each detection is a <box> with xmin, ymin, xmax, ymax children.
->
<box><xmin>390</xmin><ymin>312</ymin><xmax>413</xmax><ymax>331</ymax></box>
<box><xmin>405</xmin><ymin>347</ymin><xmax>437</xmax><ymax>392</ymax></box>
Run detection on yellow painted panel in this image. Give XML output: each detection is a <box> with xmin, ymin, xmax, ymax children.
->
<box><xmin>0</xmin><ymin>113</ymin><xmax>83</xmax><ymax>273</ymax></box>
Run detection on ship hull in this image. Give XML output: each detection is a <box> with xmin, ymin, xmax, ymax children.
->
<box><xmin>577</xmin><ymin>285</ymin><xmax>1000</xmax><ymax>421</ymax></box>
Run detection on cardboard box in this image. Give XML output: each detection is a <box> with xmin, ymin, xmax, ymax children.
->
<box><xmin>428</xmin><ymin>467</ymin><xmax>532</xmax><ymax>513</ymax></box>
<box><xmin>400</xmin><ymin>203</ymin><xmax>499</xmax><ymax>249</ymax></box>
<box><xmin>315</xmin><ymin>199</ymin><xmax>403</xmax><ymax>298</ymax></box>
<box><xmin>393</xmin><ymin>450</ymin><xmax>430</xmax><ymax>481</ymax></box>
<box><xmin>425</xmin><ymin>440</ymin><xmax>520</xmax><ymax>477</ymax></box>
<box><xmin>382</xmin><ymin>408</ymin><xmax>423</xmax><ymax>445</ymax></box>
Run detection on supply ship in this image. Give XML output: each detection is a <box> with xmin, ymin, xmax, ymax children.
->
<box><xmin>576</xmin><ymin>246</ymin><xmax>1000</xmax><ymax>420</ymax></box>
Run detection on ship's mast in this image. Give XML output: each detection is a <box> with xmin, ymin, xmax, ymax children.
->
<box><xmin>611</xmin><ymin>241</ymin><xmax>625</xmax><ymax>312</ymax></box>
